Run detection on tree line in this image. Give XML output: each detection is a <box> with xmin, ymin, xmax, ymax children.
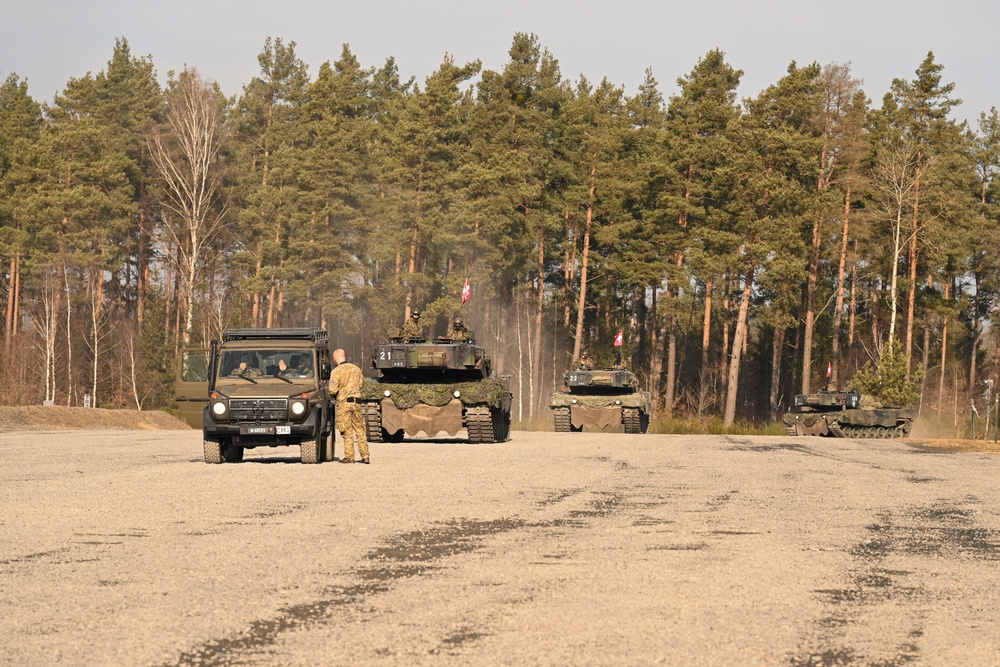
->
<box><xmin>1</xmin><ymin>34</ymin><xmax>997</xmax><ymax>428</ymax></box>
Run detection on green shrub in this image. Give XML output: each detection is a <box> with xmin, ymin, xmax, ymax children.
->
<box><xmin>850</xmin><ymin>341</ymin><xmax>923</xmax><ymax>407</ymax></box>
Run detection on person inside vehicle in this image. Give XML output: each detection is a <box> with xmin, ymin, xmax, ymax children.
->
<box><xmin>231</xmin><ymin>354</ymin><xmax>263</xmax><ymax>378</ymax></box>
<box><xmin>447</xmin><ymin>317</ymin><xmax>469</xmax><ymax>341</ymax></box>
<box><xmin>401</xmin><ymin>310</ymin><xmax>422</xmax><ymax>339</ymax></box>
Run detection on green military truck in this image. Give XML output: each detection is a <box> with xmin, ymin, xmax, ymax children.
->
<box><xmin>359</xmin><ymin>329</ymin><xmax>511</xmax><ymax>443</ymax></box>
<box><xmin>179</xmin><ymin>328</ymin><xmax>336</xmax><ymax>463</ymax></box>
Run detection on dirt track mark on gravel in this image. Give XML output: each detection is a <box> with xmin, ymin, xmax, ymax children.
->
<box><xmin>789</xmin><ymin>500</ymin><xmax>1000</xmax><ymax>666</ymax></box>
<box><xmin>163</xmin><ymin>460</ymin><xmax>639</xmax><ymax>666</ymax></box>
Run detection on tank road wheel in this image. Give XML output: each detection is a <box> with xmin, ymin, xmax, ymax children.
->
<box><xmin>467</xmin><ymin>406</ymin><xmax>496</xmax><ymax>443</ymax></box>
<box><xmin>361</xmin><ymin>402</ymin><xmax>383</xmax><ymax>443</ymax></box>
<box><xmin>204</xmin><ymin>439</ymin><xmax>224</xmax><ymax>464</ymax></box>
<box><xmin>223</xmin><ymin>443</ymin><xmax>244</xmax><ymax>462</ymax></box>
<box><xmin>553</xmin><ymin>407</ymin><xmax>572</xmax><ymax>432</ymax></box>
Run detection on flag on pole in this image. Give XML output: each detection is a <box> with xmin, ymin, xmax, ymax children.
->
<box><xmin>614</xmin><ymin>329</ymin><xmax>624</xmax><ymax>347</ymax></box>
<box><xmin>461</xmin><ymin>278</ymin><xmax>471</xmax><ymax>305</ymax></box>
<box><xmin>826</xmin><ymin>362</ymin><xmax>832</xmax><ymax>378</ymax></box>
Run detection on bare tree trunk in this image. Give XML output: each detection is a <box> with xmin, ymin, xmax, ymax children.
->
<box><xmin>572</xmin><ymin>160</ymin><xmax>597</xmax><ymax>362</ymax></box>
<box><xmin>802</xmin><ymin>211</ymin><xmax>823</xmax><ymax>394</ymax></box>
<box><xmin>724</xmin><ymin>266</ymin><xmax>754</xmax><ymax>426</ymax></box>
<box><xmin>848</xmin><ymin>248</ymin><xmax>858</xmax><ymax>349</ymax></box>
<box><xmin>648</xmin><ymin>287</ymin><xmax>658</xmax><ymax>388</ymax></box>
<box><xmin>91</xmin><ymin>266</ymin><xmax>104</xmax><ymax>407</ymax></box>
<box><xmin>721</xmin><ymin>274</ymin><xmax>731</xmax><ymax>394</ymax></box>
<box><xmin>533</xmin><ymin>229</ymin><xmax>544</xmax><ymax>419</ymax></box>
<box><xmin>664</xmin><ymin>322</ymin><xmax>676</xmax><ymax>416</ymax></box>
<box><xmin>5</xmin><ymin>254</ymin><xmax>17</xmax><ymax>352</ymax></box>
<box><xmin>701</xmin><ymin>275</ymin><xmax>713</xmax><ymax>379</ymax></box>
<box><xmin>770</xmin><ymin>324</ymin><xmax>785</xmax><ymax>422</ymax></box>
<box><xmin>831</xmin><ymin>191</ymin><xmax>850</xmax><ymax>390</ymax></box>
<box><xmin>515</xmin><ymin>295</ymin><xmax>523</xmax><ymax>423</ymax></box>
<box><xmin>939</xmin><ymin>281</ymin><xmax>950</xmax><ymax>412</ymax></box>
<box><xmin>970</xmin><ymin>272</ymin><xmax>980</xmax><ymax>392</ymax></box>
<box><xmin>64</xmin><ymin>263</ymin><xmax>73</xmax><ymax>407</ymax></box>
<box><xmin>904</xmin><ymin>172</ymin><xmax>921</xmax><ymax>367</ymax></box>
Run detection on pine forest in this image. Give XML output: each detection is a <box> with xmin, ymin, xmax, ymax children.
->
<box><xmin>2</xmin><ymin>34</ymin><xmax>998</xmax><ymax>432</ymax></box>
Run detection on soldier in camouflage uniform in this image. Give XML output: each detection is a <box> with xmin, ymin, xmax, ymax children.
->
<box><xmin>401</xmin><ymin>311</ymin><xmax>422</xmax><ymax>339</ymax></box>
<box><xmin>447</xmin><ymin>317</ymin><xmax>469</xmax><ymax>341</ymax></box>
<box><xmin>328</xmin><ymin>348</ymin><xmax>370</xmax><ymax>464</ymax></box>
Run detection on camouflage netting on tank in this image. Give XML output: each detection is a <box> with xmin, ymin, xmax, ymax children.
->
<box><xmin>361</xmin><ymin>378</ymin><xmax>509</xmax><ymax>410</ymax></box>
<box><xmin>548</xmin><ymin>391</ymin><xmax>649</xmax><ymax>410</ymax></box>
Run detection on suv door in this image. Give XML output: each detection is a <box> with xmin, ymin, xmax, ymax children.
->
<box><xmin>175</xmin><ymin>348</ymin><xmax>210</xmax><ymax>428</ymax></box>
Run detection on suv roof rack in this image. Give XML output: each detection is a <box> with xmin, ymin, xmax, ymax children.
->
<box><xmin>222</xmin><ymin>328</ymin><xmax>329</xmax><ymax>345</ymax></box>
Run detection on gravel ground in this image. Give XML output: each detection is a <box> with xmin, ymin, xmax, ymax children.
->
<box><xmin>1</xmin><ymin>430</ymin><xmax>999</xmax><ymax>666</ymax></box>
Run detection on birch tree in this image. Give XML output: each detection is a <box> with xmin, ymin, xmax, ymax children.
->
<box><xmin>148</xmin><ymin>68</ymin><xmax>228</xmax><ymax>344</ymax></box>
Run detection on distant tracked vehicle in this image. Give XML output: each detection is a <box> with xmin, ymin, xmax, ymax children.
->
<box><xmin>549</xmin><ymin>367</ymin><xmax>651</xmax><ymax>434</ymax></box>
<box><xmin>782</xmin><ymin>389</ymin><xmax>915</xmax><ymax>438</ymax></box>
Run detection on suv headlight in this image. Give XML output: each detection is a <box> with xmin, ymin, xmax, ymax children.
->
<box><xmin>212</xmin><ymin>401</ymin><xmax>227</xmax><ymax>416</ymax></box>
<box><xmin>289</xmin><ymin>399</ymin><xmax>307</xmax><ymax>419</ymax></box>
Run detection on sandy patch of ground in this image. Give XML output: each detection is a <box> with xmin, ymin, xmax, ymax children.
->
<box><xmin>0</xmin><ymin>406</ymin><xmax>190</xmax><ymax>432</ymax></box>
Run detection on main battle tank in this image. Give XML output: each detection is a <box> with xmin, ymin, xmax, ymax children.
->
<box><xmin>549</xmin><ymin>367</ymin><xmax>651</xmax><ymax>434</ymax></box>
<box><xmin>359</xmin><ymin>330</ymin><xmax>512</xmax><ymax>443</ymax></box>
<box><xmin>782</xmin><ymin>389</ymin><xmax>915</xmax><ymax>438</ymax></box>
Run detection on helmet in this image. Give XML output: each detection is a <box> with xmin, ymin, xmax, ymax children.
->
<box><xmin>454</xmin><ymin>318</ymin><xmax>463</xmax><ymax>325</ymax></box>
<box><xmin>412</xmin><ymin>310</ymin><xmax>420</xmax><ymax>318</ymax></box>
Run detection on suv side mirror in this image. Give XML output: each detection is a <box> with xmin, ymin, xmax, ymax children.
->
<box><xmin>321</xmin><ymin>362</ymin><xmax>332</xmax><ymax>381</ymax></box>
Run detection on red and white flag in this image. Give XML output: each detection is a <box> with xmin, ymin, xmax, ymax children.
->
<box><xmin>461</xmin><ymin>278</ymin><xmax>471</xmax><ymax>305</ymax></box>
<box><xmin>826</xmin><ymin>362</ymin><xmax>832</xmax><ymax>378</ymax></box>
<box><xmin>613</xmin><ymin>330</ymin><xmax>624</xmax><ymax>347</ymax></box>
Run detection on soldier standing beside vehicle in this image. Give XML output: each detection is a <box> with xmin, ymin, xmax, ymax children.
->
<box><xmin>328</xmin><ymin>348</ymin><xmax>370</xmax><ymax>464</ymax></box>
<box><xmin>401</xmin><ymin>310</ymin><xmax>422</xmax><ymax>339</ymax></box>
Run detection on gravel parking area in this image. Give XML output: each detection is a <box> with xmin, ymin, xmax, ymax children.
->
<box><xmin>2</xmin><ymin>430</ymin><xmax>999</xmax><ymax>665</ymax></box>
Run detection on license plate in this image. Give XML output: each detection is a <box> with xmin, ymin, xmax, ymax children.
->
<box><xmin>240</xmin><ymin>425</ymin><xmax>275</xmax><ymax>435</ymax></box>
<box><xmin>276</xmin><ymin>425</ymin><xmax>291</xmax><ymax>435</ymax></box>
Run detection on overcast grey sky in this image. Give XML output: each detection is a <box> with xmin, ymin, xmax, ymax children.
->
<box><xmin>3</xmin><ymin>0</ymin><xmax>998</xmax><ymax>124</ymax></box>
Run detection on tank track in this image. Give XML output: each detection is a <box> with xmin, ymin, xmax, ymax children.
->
<box><xmin>466</xmin><ymin>405</ymin><xmax>496</xmax><ymax>443</ymax></box>
<box><xmin>786</xmin><ymin>424</ymin><xmax>798</xmax><ymax>437</ymax></box>
<box><xmin>361</xmin><ymin>402</ymin><xmax>383</xmax><ymax>443</ymax></box>
<box><xmin>553</xmin><ymin>407</ymin><xmax>572</xmax><ymax>432</ymax></box>
<box><xmin>795</xmin><ymin>420</ymin><xmax>913</xmax><ymax>439</ymax></box>
<box><xmin>623</xmin><ymin>408</ymin><xmax>645</xmax><ymax>434</ymax></box>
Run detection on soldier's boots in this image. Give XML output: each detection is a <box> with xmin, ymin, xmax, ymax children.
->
<box><xmin>339</xmin><ymin>457</ymin><xmax>355</xmax><ymax>464</ymax></box>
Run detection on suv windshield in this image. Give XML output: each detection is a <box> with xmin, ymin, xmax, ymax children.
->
<box><xmin>220</xmin><ymin>349</ymin><xmax>315</xmax><ymax>380</ymax></box>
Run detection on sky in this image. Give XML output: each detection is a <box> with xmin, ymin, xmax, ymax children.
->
<box><xmin>3</xmin><ymin>0</ymin><xmax>999</xmax><ymax>126</ymax></box>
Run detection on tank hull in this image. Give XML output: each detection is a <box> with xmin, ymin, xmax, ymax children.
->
<box><xmin>783</xmin><ymin>407</ymin><xmax>916</xmax><ymax>438</ymax></box>
<box><xmin>549</xmin><ymin>390</ymin><xmax>651</xmax><ymax>434</ymax></box>
<box><xmin>359</xmin><ymin>377</ymin><xmax>511</xmax><ymax>443</ymax></box>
